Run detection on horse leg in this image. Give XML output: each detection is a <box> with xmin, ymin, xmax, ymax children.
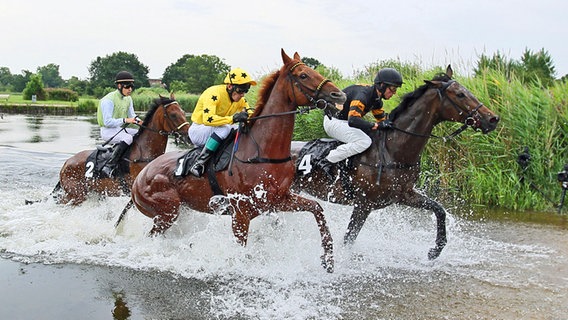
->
<box><xmin>273</xmin><ymin>194</ymin><xmax>334</xmax><ymax>273</ymax></box>
<box><xmin>231</xmin><ymin>209</ymin><xmax>251</xmax><ymax>246</ymax></box>
<box><xmin>343</xmin><ymin>204</ymin><xmax>372</xmax><ymax>245</ymax></box>
<box><xmin>149</xmin><ymin>210</ymin><xmax>180</xmax><ymax>236</ymax></box>
<box><xmin>401</xmin><ymin>192</ymin><xmax>447</xmax><ymax>260</ymax></box>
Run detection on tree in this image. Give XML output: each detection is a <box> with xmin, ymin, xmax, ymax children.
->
<box><xmin>37</xmin><ymin>63</ymin><xmax>64</xmax><ymax>88</ymax></box>
<box><xmin>66</xmin><ymin>76</ymin><xmax>90</xmax><ymax>96</ymax></box>
<box><xmin>302</xmin><ymin>57</ymin><xmax>322</xmax><ymax>69</ymax></box>
<box><xmin>474</xmin><ymin>48</ymin><xmax>557</xmax><ymax>87</ymax></box>
<box><xmin>0</xmin><ymin>67</ymin><xmax>12</xmax><ymax>91</ymax></box>
<box><xmin>474</xmin><ymin>51</ymin><xmax>520</xmax><ymax>79</ymax></box>
<box><xmin>12</xmin><ymin>70</ymin><xmax>33</xmax><ymax>93</ymax></box>
<box><xmin>520</xmin><ymin>48</ymin><xmax>556</xmax><ymax>87</ymax></box>
<box><xmin>88</xmin><ymin>51</ymin><xmax>150</xmax><ymax>93</ymax></box>
<box><xmin>22</xmin><ymin>73</ymin><xmax>46</xmax><ymax>100</ymax></box>
<box><xmin>162</xmin><ymin>54</ymin><xmax>230</xmax><ymax>94</ymax></box>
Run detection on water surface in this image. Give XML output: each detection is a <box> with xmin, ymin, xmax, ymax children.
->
<box><xmin>0</xmin><ymin>114</ymin><xmax>567</xmax><ymax>319</ymax></box>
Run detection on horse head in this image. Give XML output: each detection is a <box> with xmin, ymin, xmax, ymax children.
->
<box><xmin>141</xmin><ymin>95</ymin><xmax>190</xmax><ymax>145</ymax></box>
<box><xmin>280</xmin><ymin>49</ymin><xmax>346</xmax><ymax>112</ymax></box>
<box><xmin>425</xmin><ymin>65</ymin><xmax>499</xmax><ymax>134</ymax></box>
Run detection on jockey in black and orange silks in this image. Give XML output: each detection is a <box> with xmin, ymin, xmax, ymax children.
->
<box><xmin>318</xmin><ymin>68</ymin><xmax>403</xmax><ymax>181</ymax></box>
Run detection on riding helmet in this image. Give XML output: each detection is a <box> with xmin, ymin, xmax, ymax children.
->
<box><xmin>115</xmin><ymin>71</ymin><xmax>135</xmax><ymax>83</ymax></box>
<box><xmin>374</xmin><ymin>68</ymin><xmax>403</xmax><ymax>87</ymax></box>
<box><xmin>223</xmin><ymin>68</ymin><xmax>257</xmax><ymax>85</ymax></box>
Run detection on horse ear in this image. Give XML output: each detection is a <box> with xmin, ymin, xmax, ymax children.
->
<box><xmin>281</xmin><ymin>48</ymin><xmax>292</xmax><ymax>64</ymax></box>
<box><xmin>170</xmin><ymin>91</ymin><xmax>176</xmax><ymax>100</ymax></box>
<box><xmin>446</xmin><ymin>65</ymin><xmax>453</xmax><ymax>78</ymax></box>
<box><xmin>425</xmin><ymin>80</ymin><xmax>443</xmax><ymax>88</ymax></box>
<box><xmin>293</xmin><ymin>52</ymin><xmax>301</xmax><ymax>60</ymax></box>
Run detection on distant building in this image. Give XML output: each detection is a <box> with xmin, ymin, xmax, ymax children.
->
<box><xmin>149</xmin><ymin>79</ymin><xmax>164</xmax><ymax>87</ymax></box>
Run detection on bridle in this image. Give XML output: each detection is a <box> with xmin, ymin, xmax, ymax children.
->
<box><xmin>247</xmin><ymin>62</ymin><xmax>333</xmax><ymax>122</ymax></box>
<box><xmin>136</xmin><ymin>101</ymin><xmax>190</xmax><ymax>143</ymax></box>
<box><xmin>392</xmin><ymin>80</ymin><xmax>484</xmax><ymax>140</ymax></box>
<box><xmin>235</xmin><ymin>62</ymin><xmax>335</xmax><ymax>164</ymax></box>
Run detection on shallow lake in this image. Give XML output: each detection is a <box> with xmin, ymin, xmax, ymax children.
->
<box><xmin>0</xmin><ymin>114</ymin><xmax>567</xmax><ymax>319</ymax></box>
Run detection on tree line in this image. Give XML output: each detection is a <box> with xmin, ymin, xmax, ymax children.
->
<box><xmin>0</xmin><ymin>48</ymin><xmax>563</xmax><ymax>101</ymax></box>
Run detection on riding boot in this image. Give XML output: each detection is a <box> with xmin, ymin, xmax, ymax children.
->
<box><xmin>189</xmin><ymin>133</ymin><xmax>222</xmax><ymax>177</ymax></box>
<box><xmin>101</xmin><ymin>141</ymin><xmax>129</xmax><ymax>178</ymax></box>
<box><xmin>317</xmin><ymin>158</ymin><xmax>336</xmax><ymax>182</ymax></box>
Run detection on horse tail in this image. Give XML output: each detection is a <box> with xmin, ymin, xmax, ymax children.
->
<box><xmin>114</xmin><ymin>198</ymin><xmax>134</xmax><ymax>229</ymax></box>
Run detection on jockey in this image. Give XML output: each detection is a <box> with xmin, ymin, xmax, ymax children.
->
<box><xmin>187</xmin><ymin>68</ymin><xmax>257</xmax><ymax>177</ymax></box>
<box><xmin>97</xmin><ymin>71</ymin><xmax>142</xmax><ymax>178</ymax></box>
<box><xmin>318</xmin><ymin>67</ymin><xmax>403</xmax><ymax>180</ymax></box>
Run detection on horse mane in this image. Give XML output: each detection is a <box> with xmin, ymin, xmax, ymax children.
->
<box><xmin>133</xmin><ymin>96</ymin><xmax>175</xmax><ymax>138</ymax></box>
<box><xmin>251</xmin><ymin>69</ymin><xmax>281</xmax><ymax>118</ymax></box>
<box><xmin>390</xmin><ymin>72</ymin><xmax>452</xmax><ymax>121</ymax></box>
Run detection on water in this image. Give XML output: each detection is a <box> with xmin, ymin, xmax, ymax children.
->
<box><xmin>1</xmin><ymin>114</ymin><xmax>567</xmax><ymax>319</ymax></box>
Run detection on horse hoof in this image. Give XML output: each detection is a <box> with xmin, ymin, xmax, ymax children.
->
<box><xmin>321</xmin><ymin>254</ymin><xmax>334</xmax><ymax>273</ymax></box>
<box><xmin>428</xmin><ymin>246</ymin><xmax>443</xmax><ymax>260</ymax></box>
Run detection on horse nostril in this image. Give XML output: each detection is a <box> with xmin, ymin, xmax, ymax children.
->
<box><xmin>489</xmin><ymin>116</ymin><xmax>499</xmax><ymax>123</ymax></box>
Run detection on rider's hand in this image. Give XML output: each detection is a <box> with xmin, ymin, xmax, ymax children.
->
<box><xmin>377</xmin><ymin>119</ymin><xmax>393</xmax><ymax>130</ymax></box>
<box><xmin>232</xmin><ymin>111</ymin><xmax>249</xmax><ymax>123</ymax></box>
<box><xmin>123</xmin><ymin>117</ymin><xmax>142</xmax><ymax>125</ymax></box>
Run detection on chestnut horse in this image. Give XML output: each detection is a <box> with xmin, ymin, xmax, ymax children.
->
<box><xmin>129</xmin><ymin>49</ymin><xmax>346</xmax><ymax>272</ymax></box>
<box><xmin>56</xmin><ymin>95</ymin><xmax>190</xmax><ymax>205</ymax></box>
<box><xmin>292</xmin><ymin>65</ymin><xmax>500</xmax><ymax>260</ymax></box>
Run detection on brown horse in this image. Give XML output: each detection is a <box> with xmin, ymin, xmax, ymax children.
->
<box><xmin>292</xmin><ymin>65</ymin><xmax>500</xmax><ymax>260</ymax></box>
<box><xmin>56</xmin><ymin>95</ymin><xmax>190</xmax><ymax>205</ymax></box>
<box><xmin>129</xmin><ymin>49</ymin><xmax>347</xmax><ymax>272</ymax></box>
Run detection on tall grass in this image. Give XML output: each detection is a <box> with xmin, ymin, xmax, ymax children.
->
<box><xmin>419</xmin><ymin>70</ymin><xmax>568</xmax><ymax>211</ymax></box>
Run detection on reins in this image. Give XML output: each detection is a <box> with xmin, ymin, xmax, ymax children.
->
<box><xmin>130</xmin><ymin>100</ymin><xmax>190</xmax><ymax>163</ymax></box>
<box><xmin>136</xmin><ymin>101</ymin><xmax>190</xmax><ymax>143</ymax></box>
<box><xmin>234</xmin><ymin>62</ymin><xmax>334</xmax><ymax>164</ymax></box>
<box><xmin>391</xmin><ymin>80</ymin><xmax>483</xmax><ymax>141</ymax></box>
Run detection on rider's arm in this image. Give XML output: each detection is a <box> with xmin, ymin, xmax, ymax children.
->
<box><xmin>347</xmin><ymin>100</ymin><xmax>374</xmax><ymax>132</ymax></box>
<box><xmin>127</xmin><ymin>99</ymin><xmax>137</xmax><ymax>119</ymax></box>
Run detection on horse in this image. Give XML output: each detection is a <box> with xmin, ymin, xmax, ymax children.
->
<box><xmin>292</xmin><ymin>65</ymin><xmax>500</xmax><ymax>260</ymax></box>
<box><xmin>56</xmin><ymin>95</ymin><xmax>190</xmax><ymax>205</ymax></box>
<box><xmin>129</xmin><ymin>49</ymin><xmax>347</xmax><ymax>272</ymax></box>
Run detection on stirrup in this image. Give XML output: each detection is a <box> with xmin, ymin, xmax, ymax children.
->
<box><xmin>101</xmin><ymin>166</ymin><xmax>115</xmax><ymax>178</ymax></box>
<box><xmin>189</xmin><ymin>164</ymin><xmax>204</xmax><ymax>177</ymax></box>
<box><xmin>318</xmin><ymin>159</ymin><xmax>335</xmax><ymax>181</ymax></box>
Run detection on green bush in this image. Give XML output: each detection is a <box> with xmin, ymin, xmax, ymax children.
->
<box><xmin>77</xmin><ymin>99</ymin><xmax>97</xmax><ymax>113</ymax></box>
<box><xmin>23</xmin><ymin>74</ymin><xmax>46</xmax><ymax>100</ymax></box>
<box><xmin>46</xmin><ymin>88</ymin><xmax>79</xmax><ymax>102</ymax></box>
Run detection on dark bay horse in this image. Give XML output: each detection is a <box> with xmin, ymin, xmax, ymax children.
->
<box><xmin>292</xmin><ymin>65</ymin><xmax>500</xmax><ymax>260</ymax></box>
<box><xmin>57</xmin><ymin>95</ymin><xmax>190</xmax><ymax>205</ymax></box>
<box><xmin>129</xmin><ymin>49</ymin><xmax>347</xmax><ymax>272</ymax></box>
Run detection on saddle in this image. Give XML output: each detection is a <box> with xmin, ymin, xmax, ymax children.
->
<box><xmin>174</xmin><ymin>130</ymin><xmax>237</xmax><ymax>178</ymax></box>
<box><xmin>296</xmin><ymin>138</ymin><xmax>356</xmax><ymax>199</ymax></box>
<box><xmin>295</xmin><ymin>138</ymin><xmax>353</xmax><ymax>175</ymax></box>
<box><xmin>85</xmin><ymin>145</ymin><xmax>130</xmax><ymax>179</ymax></box>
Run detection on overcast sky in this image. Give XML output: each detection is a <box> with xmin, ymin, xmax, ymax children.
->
<box><xmin>2</xmin><ymin>0</ymin><xmax>567</xmax><ymax>81</ymax></box>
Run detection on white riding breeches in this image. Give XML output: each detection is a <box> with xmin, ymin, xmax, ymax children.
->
<box><xmin>323</xmin><ymin>116</ymin><xmax>372</xmax><ymax>163</ymax></box>
<box><xmin>100</xmin><ymin>127</ymin><xmax>138</xmax><ymax>145</ymax></box>
<box><xmin>188</xmin><ymin>123</ymin><xmax>236</xmax><ymax>147</ymax></box>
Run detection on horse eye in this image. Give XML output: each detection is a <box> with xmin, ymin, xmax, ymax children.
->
<box><xmin>457</xmin><ymin>93</ymin><xmax>466</xmax><ymax>98</ymax></box>
<box><xmin>300</xmin><ymin>73</ymin><xmax>308</xmax><ymax>79</ymax></box>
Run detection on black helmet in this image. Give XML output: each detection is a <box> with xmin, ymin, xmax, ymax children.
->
<box><xmin>374</xmin><ymin>68</ymin><xmax>403</xmax><ymax>87</ymax></box>
<box><xmin>115</xmin><ymin>71</ymin><xmax>134</xmax><ymax>83</ymax></box>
